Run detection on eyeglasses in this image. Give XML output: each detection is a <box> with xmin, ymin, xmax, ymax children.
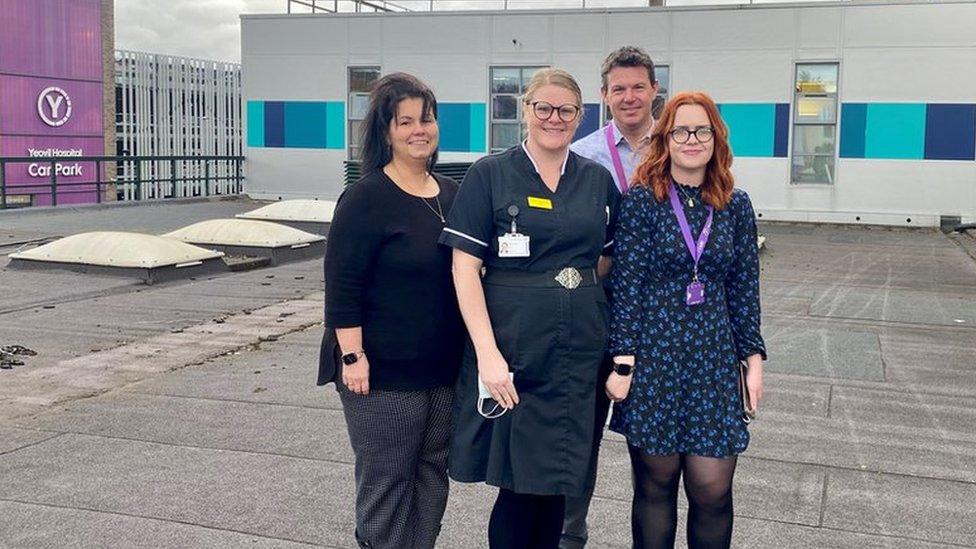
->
<box><xmin>669</xmin><ymin>126</ymin><xmax>714</xmax><ymax>144</ymax></box>
<box><xmin>528</xmin><ymin>101</ymin><xmax>581</xmax><ymax>123</ymax></box>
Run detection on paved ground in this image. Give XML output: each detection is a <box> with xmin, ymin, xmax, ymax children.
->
<box><xmin>1</xmin><ymin>199</ymin><xmax>975</xmax><ymax>548</ymax></box>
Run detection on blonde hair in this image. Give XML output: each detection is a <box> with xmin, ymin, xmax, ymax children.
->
<box><xmin>522</xmin><ymin>68</ymin><xmax>583</xmax><ymax>108</ymax></box>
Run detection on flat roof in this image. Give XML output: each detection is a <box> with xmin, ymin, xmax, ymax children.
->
<box><xmin>242</xmin><ymin>0</ymin><xmax>973</xmax><ymax>19</ymax></box>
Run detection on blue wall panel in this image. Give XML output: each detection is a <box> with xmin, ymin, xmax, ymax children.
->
<box><xmin>839</xmin><ymin>103</ymin><xmax>867</xmax><ymax>159</ymax></box>
<box><xmin>773</xmin><ymin>104</ymin><xmax>790</xmax><ymax>158</ymax></box>
<box><xmin>573</xmin><ymin>103</ymin><xmax>601</xmax><ymax>142</ymax></box>
<box><xmin>924</xmin><ymin>104</ymin><xmax>976</xmax><ymax>161</ymax></box>
<box><xmin>247</xmin><ymin>100</ymin><xmax>344</xmax><ymax>149</ymax></box>
<box><xmin>263</xmin><ymin>101</ymin><xmax>285</xmax><ymax>148</ymax></box>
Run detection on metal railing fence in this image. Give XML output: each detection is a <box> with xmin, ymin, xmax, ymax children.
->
<box><xmin>0</xmin><ymin>155</ymin><xmax>245</xmax><ymax>209</ymax></box>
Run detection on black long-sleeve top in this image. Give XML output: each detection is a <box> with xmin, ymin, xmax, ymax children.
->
<box><xmin>324</xmin><ymin>170</ymin><xmax>464</xmax><ymax>390</ymax></box>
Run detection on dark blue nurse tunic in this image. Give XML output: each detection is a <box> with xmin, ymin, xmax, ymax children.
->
<box><xmin>438</xmin><ymin>144</ymin><xmax>619</xmax><ymax>497</ymax></box>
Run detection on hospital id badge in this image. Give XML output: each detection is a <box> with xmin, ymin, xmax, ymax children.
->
<box><xmin>498</xmin><ymin>233</ymin><xmax>530</xmax><ymax>257</ymax></box>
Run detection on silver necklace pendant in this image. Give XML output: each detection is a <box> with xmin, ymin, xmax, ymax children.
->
<box><xmin>688</xmin><ymin>198</ymin><xmax>695</xmax><ymax>208</ymax></box>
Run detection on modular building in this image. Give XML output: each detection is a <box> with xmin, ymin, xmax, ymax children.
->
<box><xmin>241</xmin><ymin>0</ymin><xmax>976</xmax><ymax>227</ymax></box>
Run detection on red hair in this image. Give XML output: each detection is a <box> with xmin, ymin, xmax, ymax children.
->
<box><xmin>631</xmin><ymin>91</ymin><xmax>734</xmax><ymax>210</ymax></box>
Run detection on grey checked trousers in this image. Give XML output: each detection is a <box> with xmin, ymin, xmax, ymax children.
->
<box><xmin>337</xmin><ymin>383</ymin><xmax>454</xmax><ymax>549</ymax></box>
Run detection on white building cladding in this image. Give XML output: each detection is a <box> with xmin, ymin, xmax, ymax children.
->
<box><xmin>241</xmin><ymin>1</ymin><xmax>976</xmax><ymax>227</ymax></box>
<box><xmin>115</xmin><ymin>50</ymin><xmax>243</xmax><ymax>198</ymax></box>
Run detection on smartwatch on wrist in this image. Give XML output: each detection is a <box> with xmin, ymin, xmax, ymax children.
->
<box><xmin>611</xmin><ymin>361</ymin><xmax>633</xmax><ymax>376</ymax></box>
<box><xmin>341</xmin><ymin>350</ymin><xmax>365</xmax><ymax>366</ymax></box>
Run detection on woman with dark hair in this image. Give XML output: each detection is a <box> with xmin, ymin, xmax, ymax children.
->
<box><xmin>321</xmin><ymin>72</ymin><xmax>464</xmax><ymax>549</ymax></box>
<box><xmin>606</xmin><ymin>91</ymin><xmax>766</xmax><ymax>549</ymax></box>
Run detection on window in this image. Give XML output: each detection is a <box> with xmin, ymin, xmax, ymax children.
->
<box><xmin>490</xmin><ymin>66</ymin><xmax>545</xmax><ymax>153</ymax></box>
<box><xmin>604</xmin><ymin>65</ymin><xmax>669</xmax><ymax>123</ymax></box>
<box><xmin>348</xmin><ymin>67</ymin><xmax>381</xmax><ymax>160</ymax></box>
<box><xmin>791</xmin><ymin>63</ymin><xmax>839</xmax><ymax>184</ymax></box>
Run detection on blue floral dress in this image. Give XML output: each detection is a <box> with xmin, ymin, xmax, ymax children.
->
<box><xmin>609</xmin><ymin>183</ymin><xmax>766</xmax><ymax>458</ymax></box>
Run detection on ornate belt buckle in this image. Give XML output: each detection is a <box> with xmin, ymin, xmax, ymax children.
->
<box><xmin>555</xmin><ymin>267</ymin><xmax>582</xmax><ymax>290</ymax></box>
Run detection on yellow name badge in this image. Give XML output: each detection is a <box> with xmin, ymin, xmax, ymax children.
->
<box><xmin>527</xmin><ymin>196</ymin><xmax>553</xmax><ymax>210</ymax></box>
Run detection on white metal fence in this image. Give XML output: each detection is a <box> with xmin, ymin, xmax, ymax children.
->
<box><xmin>115</xmin><ymin>50</ymin><xmax>243</xmax><ymax>200</ymax></box>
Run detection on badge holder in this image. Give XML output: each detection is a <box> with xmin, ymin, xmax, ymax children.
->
<box><xmin>498</xmin><ymin>205</ymin><xmax>530</xmax><ymax>258</ymax></box>
<box><xmin>686</xmin><ymin>267</ymin><xmax>706</xmax><ymax>306</ymax></box>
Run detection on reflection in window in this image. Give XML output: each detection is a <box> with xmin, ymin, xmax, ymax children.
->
<box><xmin>348</xmin><ymin>67</ymin><xmax>380</xmax><ymax>160</ymax></box>
<box><xmin>791</xmin><ymin>63</ymin><xmax>839</xmax><ymax>185</ymax></box>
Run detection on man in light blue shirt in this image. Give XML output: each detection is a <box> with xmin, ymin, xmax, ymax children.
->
<box><xmin>571</xmin><ymin>46</ymin><xmax>659</xmax><ymax>195</ymax></box>
<box><xmin>562</xmin><ymin>45</ymin><xmax>659</xmax><ymax>549</ymax></box>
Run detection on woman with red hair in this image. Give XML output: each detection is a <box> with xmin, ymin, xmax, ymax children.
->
<box><xmin>605</xmin><ymin>91</ymin><xmax>766</xmax><ymax>549</ymax></box>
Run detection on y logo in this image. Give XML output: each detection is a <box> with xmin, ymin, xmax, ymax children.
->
<box><xmin>37</xmin><ymin>87</ymin><xmax>72</xmax><ymax>127</ymax></box>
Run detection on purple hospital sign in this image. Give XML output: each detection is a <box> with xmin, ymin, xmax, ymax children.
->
<box><xmin>0</xmin><ymin>0</ymin><xmax>105</xmax><ymax>206</ymax></box>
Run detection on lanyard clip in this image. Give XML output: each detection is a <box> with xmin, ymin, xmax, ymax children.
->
<box><xmin>507</xmin><ymin>204</ymin><xmax>520</xmax><ymax>234</ymax></box>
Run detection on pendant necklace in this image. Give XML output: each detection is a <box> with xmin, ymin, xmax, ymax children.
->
<box><xmin>676</xmin><ymin>183</ymin><xmax>699</xmax><ymax>208</ymax></box>
<box><xmin>421</xmin><ymin>194</ymin><xmax>446</xmax><ymax>224</ymax></box>
<box><xmin>392</xmin><ymin>163</ymin><xmax>445</xmax><ymax>223</ymax></box>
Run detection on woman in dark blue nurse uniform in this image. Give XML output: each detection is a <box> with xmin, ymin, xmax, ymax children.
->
<box><xmin>438</xmin><ymin>68</ymin><xmax>619</xmax><ymax>549</ymax></box>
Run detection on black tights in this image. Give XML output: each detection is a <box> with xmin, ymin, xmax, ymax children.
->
<box><xmin>488</xmin><ymin>488</ymin><xmax>565</xmax><ymax>549</ymax></box>
<box><xmin>628</xmin><ymin>445</ymin><xmax>737</xmax><ymax>549</ymax></box>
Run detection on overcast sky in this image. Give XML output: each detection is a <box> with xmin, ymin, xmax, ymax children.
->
<box><xmin>115</xmin><ymin>0</ymin><xmax>802</xmax><ymax>63</ymax></box>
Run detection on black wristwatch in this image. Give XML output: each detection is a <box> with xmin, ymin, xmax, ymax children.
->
<box><xmin>341</xmin><ymin>350</ymin><xmax>364</xmax><ymax>366</ymax></box>
<box><xmin>611</xmin><ymin>361</ymin><xmax>633</xmax><ymax>376</ymax></box>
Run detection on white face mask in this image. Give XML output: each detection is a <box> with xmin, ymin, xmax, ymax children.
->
<box><xmin>477</xmin><ymin>374</ymin><xmax>513</xmax><ymax>419</ymax></box>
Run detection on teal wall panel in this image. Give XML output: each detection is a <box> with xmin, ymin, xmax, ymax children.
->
<box><xmin>326</xmin><ymin>102</ymin><xmax>346</xmax><ymax>149</ymax></box>
<box><xmin>719</xmin><ymin>103</ymin><xmax>775</xmax><ymax>157</ymax></box>
<box><xmin>864</xmin><ymin>103</ymin><xmax>926</xmax><ymax>160</ymax></box>
<box><xmin>246</xmin><ymin>100</ymin><xmax>344</xmax><ymax>149</ymax></box>
<box><xmin>435</xmin><ymin>103</ymin><xmax>487</xmax><ymax>153</ymax></box>
<box><xmin>247</xmin><ymin>101</ymin><xmax>265</xmax><ymax>148</ymax></box>
<box><xmin>284</xmin><ymin>102</ymin><xmax>328</xmax><ymax>148</ymax></box>
<box><xmin>438</xmin><ymin>103</ymin><xmax>471</xmax><ymax>152</ymax></box>
<box><xmin>839</xmin><ymin>103</ymin><xmax>867</xmax><ymax>159</ymax></box>
<box><xmin>469</xmin><ymin>103</ymin><xmax>487</xmax><ymax>153</ymax></box>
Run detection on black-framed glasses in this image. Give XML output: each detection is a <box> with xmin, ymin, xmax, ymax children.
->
<box><xmin>528</xmin><ymin>101</ymin><xmax>581</xmax><ymax>123</ymax></box>
<box><xmin>669</xmin><ymin>126</ymin><xmax>714</xmax><ymax>144</ymax></box>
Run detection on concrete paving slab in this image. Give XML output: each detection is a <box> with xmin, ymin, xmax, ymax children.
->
<box><xmin>880</xmin><ymin>330</ymin><xmax>976</xmax><ymax>398</ymax></box>
<box><xmin>750</xmin><ymin>415</ymin><xmax>976</xmax><ymax>483</ymax></box>
<box><xmin>810</xmin><ymin>286</ymin><xmax>976</xmax><ymax>326</ymax></box>
<box><xmin>0</xmin><ymin>500</ymin><xmax>320</xmax><ymax>549</ymax></box>
<box><xmin>730</xmin><ymin>513</ymin><xmax>959</xmax><ymax>549</ymax></box>
<box><xmin>0</xmin><ymin>433</ymin><xmax>357</xmax><ymax>547</ymax></box>
<box><xmin>125</xmin><ymin>326</ymin><xmax>341</xmax><ymax>411</ymax></box>
<box><xmin>0</xmin><ymin>427</ymin><xmax>60</xmax><ymax>455</ymax></box>
<box><xmin>763</xmin><ymin>325</ymin><xmax>885</xmax><ymax>381</ymax></box>
<box><xmin>830</xmin><ymin>385</ymin><xmax>976</xmax><ymax>437</ymax></box>
<box><xmin>759</xmin><ymin>376</ymin><xmax>831</xmax><ymax>419</ymax></box>
<box><xmin>822</xmin><ymin>469</ymin><xmax>976</xmax><ymax>546</ymax></box>
<box><xmin>0</xmin><ymin>296</ymin><xmax>323</xmax><ymax>420</ymax></box>
<box><xmin>12</xmin><ymin>392</ymin><xmax>355</xmax><ymax>464</ymax></box>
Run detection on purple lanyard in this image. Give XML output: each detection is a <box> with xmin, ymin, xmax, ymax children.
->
<box><xmin>604</xmin><ymin>124</ymin><xmax>629</xmax><ymax>194</ymax></box>
<box><xmin>668</xmin><ymin>182</ymin><xmax>713</xmax><ymax>280</ymax></box>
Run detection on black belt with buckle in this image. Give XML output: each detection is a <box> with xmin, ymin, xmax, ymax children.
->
<box><xmin>483</xmin><ymin>267</ymin><xmax>599</xmax><ymax>289</ymax></box>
